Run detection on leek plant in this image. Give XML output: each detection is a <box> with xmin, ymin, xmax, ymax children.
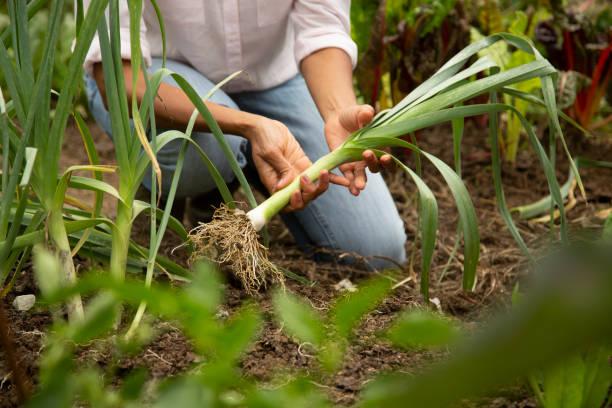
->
<box><xmin>94</xmin><ymin>0</ymin><xmax>257</xmax><ymax>328</ymax></box>
<box><xmin>0</xmin><ymin>0</ymin><xmax>249</xmax><ymax>327</ymax></box>
<box><xmin>0</xmin><ymin>0</ymin><xmax>112</xmax><ymax>320</ymax></box>
<box><xmin>190</xmin><ymin>33</ymin><xmax>578</xmax><ymax>299</ymax></box>
<box><xmin>0</xmin><ymin>0</ymin><xmax>190</xmax><ymax>322</ymax></box>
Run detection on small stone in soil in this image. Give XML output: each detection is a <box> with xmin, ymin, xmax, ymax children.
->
<box><xmin>13</xmin><ymin>294</ymin><xmax>36</xmax><ymax>311</ymax></box>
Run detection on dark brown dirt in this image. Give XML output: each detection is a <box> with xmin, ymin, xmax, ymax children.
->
<box><xmin>2</xmin><ymin>119</ymin><xmax>611</xmax><ymax>407</ymax></box>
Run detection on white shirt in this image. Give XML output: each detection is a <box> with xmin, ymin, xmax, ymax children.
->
<box><xmin>83</xmin><ymin>1</ymin><xmax>357</xmax><ymax>93</ymax></box>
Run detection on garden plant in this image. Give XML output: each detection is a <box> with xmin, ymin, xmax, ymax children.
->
<box><xmin>191</xmin><ymin>32</ymin><xmax>578</xmax><ymax>300</ymax></box>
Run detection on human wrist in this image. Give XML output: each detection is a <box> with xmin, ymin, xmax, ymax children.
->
<box><xmin>236</xmin><ymin>112</ymin><xmax>264</xmax><ymax>141</ymax></box>
<box><xmin>194</xmin><ymin>108</ymin><xmax>263</xmax><ymax>140</ymax></box>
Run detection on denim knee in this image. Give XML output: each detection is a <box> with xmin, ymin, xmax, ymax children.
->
<box><xmin>330</xmin><ymin>223</ymin><xmax>407</xmax><ymax>270</ymax></box>
<box><xmin>363</xmin><ymin>223</ymin><xmax>407</xmax><ymax>269</ymax></box>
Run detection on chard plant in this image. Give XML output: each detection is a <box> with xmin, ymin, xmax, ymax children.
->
<box><xmin>190</xmin><ymin>33</ymin><xmax>579</xmax><ymax>299</ymax></box>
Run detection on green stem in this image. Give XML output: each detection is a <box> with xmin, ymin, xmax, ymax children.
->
<box><xmin>249</xmin><ymin>149</ymin><xmax>354</xmax><ymax>228</ymax></box>
<box><xmin>48</xmin><ymin>209</ymin><xmax>83</xmax><ymax>320</ymax></box>
<box><xmin>527</xmin><ymin>375</ymin><xmax>546</xmax><ymax>406</ymax></box>
<box><xmin>110</xmin><ymin>200</ymin><xmax>132</xmax><ymax>281</ymax></box>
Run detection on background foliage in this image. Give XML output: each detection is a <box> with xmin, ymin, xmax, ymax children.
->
<box><xmin>351</xmin><ymin>0</ymin><xmax>611</xmax><ymax>161</ymax></box>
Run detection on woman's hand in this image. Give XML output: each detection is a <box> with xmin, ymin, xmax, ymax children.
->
<box><xmin>244</xmin><ymin>116</ymin><xmax>348</xmax><ymax>211</ymax></box>
<box><xmin>324</xmin><ymin>105</ymin><xmax>393</xmax><ymax>196</ymax></box>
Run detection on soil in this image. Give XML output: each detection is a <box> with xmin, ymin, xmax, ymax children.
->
<box><xmin>2</xmin><ymin>119</ymin><xmax>611</xmax><ymax>407</ymax></box>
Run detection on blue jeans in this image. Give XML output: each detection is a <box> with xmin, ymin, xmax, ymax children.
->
<box><xmin>86</xmin><ymin>59</ymin><xmax>407</xmax><ymax>267</ymax></box>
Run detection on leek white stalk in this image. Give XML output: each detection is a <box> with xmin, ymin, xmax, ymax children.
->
<box><xmin>246</xmin><ymin>149</ymin><xmax>355</xmax><ymax>231</ymax></box>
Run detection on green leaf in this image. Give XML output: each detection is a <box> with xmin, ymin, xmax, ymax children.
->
<box><xmin>66</xmin><ymin>292</ymin><xmax>117</xmax><ymax>344</ymax></box>
<box><xmin>132</xmin><ymin>200</ymin><xmax>188</xmax><ymax>242</ymax></box>
<box><xmin>119</xmin><ymin>368</ymin><xmax>149</xmax><ymax>401</ymax></box>
<box><xmin>137</xmin><ymin>130</ymin><xmax>235</xmax><ymax>207</ymax></box>
<box><xmin>330</xmin><ymin>277</ymin><xmax>392</xmax><ymax>339</ymax></box>
<box><xmin>386</xmin><ymin>310</ymin><xmax>459</xmax><ymax>349</ymax></box>
<box><xmin>71</xmin><ymin>111</ymin><xmax>106</xmax><ymax>258</ymax></box>
<box><xmin>488</xmin><ymin>89</ymin><xmax>532</xmax><ymax>259</ymax></box>
<box><xmin>154</xmin><ymin>377</ymin><xmax>215</xmax><ymax>408</ymax></box>
<box><xmin>582</xmin><ymin>347</ymin><xmax>612</xmax><ymax>408</ymax></box>
<box><xmin>500</xmin><ymin>86</ymin><xmax>591</xmax><ymax>136</ymax></box>
<box><xmin>32</xmin><ymin>245</ymin><xmax>62</xmax><ymax>298</ymax></box>
<box><xmin>318</xmin><ymin>339</ymin><xmax>346</xmax><ymax>374</ymax></box>
<box><xmin>355</xmin><ymin>134</ymin><xmax>480</xmax><ymax>292</ymax></box>
<box><xmin>170</xmin><ymin>72</ymin><xmax>256</xmax><ymax>208</ymax></box>
<box><xmin>68</xmin><ymin>175</ymin><xmax>123</xmax><ymax>203</ymax></box>
<box><xmin>603</xmin><ymin>215</ymin><xmax>612</xmax><ymax>242</ymax></box>
<box><xmin>46</xmin><ymin>0</ymin><xmax>110</xmax><ymax>196</ymax></box>
<box><xmin>184</xmin><ymin>261</ymin><xmax>224</xmax><ymax>315</ymax></box>
<box><xmin>246</xmin><ymin>377</ymin><xmax>331</xmax><ymax>408</ymax></box>
<box><xmin>215</xmin><ymin>304</ymin><xmax>262</xmax><ymax>363</ymax></box>
<box><xmin>273</xmin><ymin>290</ymin><xmax>325</xmax><ymax>347</ymax></box>
<box><xmin>423</xmin><ymin>152</ymin><xmax>480</xmax><ymax>290</ymax></box>
<box><xmin>20</xmin><ymin>147</ymin><xmax>37</xmax><ymax>187</ymax></box>
<box><xmin>390</xmin><ymin>156</ymin><xmax>438</xmax><ymax>300</ymax></box>
<box><xmin>542</xmin><ymin>354</ymin><xmax>586</xmax><ymax>408</ymax></box>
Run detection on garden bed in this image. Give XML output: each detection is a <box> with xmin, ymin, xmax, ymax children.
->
<box><xmin>2</xmin><ymin>120</ymin><xmax>611</xmax><ymax>407</ymax></box>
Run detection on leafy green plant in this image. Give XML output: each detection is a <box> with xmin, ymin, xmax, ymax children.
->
<box><xmin>0</xmin><ymin>0</ymin><xmax>188</xmax><ymax>321</ymax></box>
<box><xmin>88</xmin><ymin>0</ymin><xmax>263</xmax><ymax>333</ymax></box>
<box><xmin>0</xmin><ymin>2</ymin><xmax>77</xmax><ymax>103</ymax></box>
<box><xmin>273</xmin><ymin>277</ymin><xmax>393</xmax><ymax>373</ymax></box>
<box><xmin>514</xmin><ymin>251</ymin><xmax>612</xmax><ymax>408</ymax></box>
<box><xmin>23</xmin><ymin>239</ymin><xmax>612</xmax><ymax>408</ymax></box>
<box><xmin>535</xmin><ymin>3</ymin><xmax>612</xmax><ymax>132</ymax></box>
<box><xmin>385</xmin><ymin>309</ymin><xmax>460</xmax><ymax>349</ymax></box>
<box><xmin>527</xmin><ymin>346</ymin><xmax>612</xmax><ymax>408</ymax></box>
<box><xmin>1</xmin><ymin>0</ymin><xmax>254</xmax><ymax>330</ymax></box>
<box><xmin>354</xmin><ymin>0</ymin><xmax>470</xmax><ymax>107</ymax></box>
<box><xmin>28</xmin><ymin>251</ymin><xmax>336</xmax><ymax>408</ymax></box>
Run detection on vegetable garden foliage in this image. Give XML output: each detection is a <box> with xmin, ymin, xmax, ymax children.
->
<box><xmin>352</xmin><ymin>0</ymin><xmax>611</xmax><ymax>164</ymax></box>
<box><xmin>0</xmin><ymin>2</ymin><xmax>609</xmax><ymax>407</ymax></box>
<box><xmin>0</xmin><ymin>1</ymin><xmax>77</xmax><ymax>105</ymax></box>
<box><xmin>27</xmin><ymin>242</ymin><xmax>612</xmax><ymax>407</ymax></box>
<box><xmin>535</xmin><ymin>0</ymin><xmax>611</xmax><ymax>132</ymax></box>
<box><xmin>353</xmin><ymin>0</ymin><xmax>470</xmax><ymax>108</ymax></box>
